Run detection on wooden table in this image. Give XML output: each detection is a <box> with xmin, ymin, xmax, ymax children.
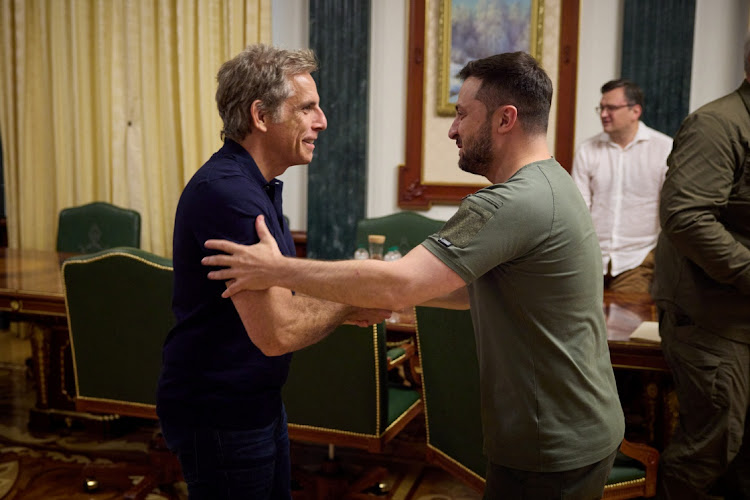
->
<box><xmin>604</xmin><ymin>291</ymin><xmax>667</xmax><ymax>372</ymax></box>
<box><xmin>0</xmin><ymin>248</ymin><xmax>78</xmax><ymax>429</ymax></box>
<box><xmin>0</xmin><ymin>248</ymin><xmax>68</xmax><ymax>316</ymax></box>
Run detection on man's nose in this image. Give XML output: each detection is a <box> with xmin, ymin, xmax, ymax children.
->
<box><xmin>315</xmin><ymin>108</ymin><xmax>327</xmax><ymax>131</ymax></box>
<box><xmin>448</xmin><ymin>117</ymin><xmax>459</xmax><ymax>139</ymax></box>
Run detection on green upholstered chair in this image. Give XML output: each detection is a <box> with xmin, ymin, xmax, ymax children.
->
<box><xmin>57</xmin><ymin>201</ymin><xmax>141</xmax><ymax>253</ymax></box>
<box><xmin>355</xmin><ymin>212</ymin><xmax>445</xmax><ymax>384</ymax></box>
<box><xmin>282</xmin><ymin>322</ymin><xmax>423</xmax><ymax>497</ymax></box>
<box><xmin>414</xmin><ymin>306</ymin><xmax>486</xmax><ymax>491</ymax></box>
<box><xmin>355</xmin><ymin>211</ymin><xmax>445</xmax><ymax>255</ymax></box>
<box><xmin>62</xmin><ymin>247</ymin><xmax>179</xmax><ymax>498</ymax></box>
<box><xmin>414</xmin><ymin>306</ymin><xmax>659</xmax><ymax>499</ymax></box>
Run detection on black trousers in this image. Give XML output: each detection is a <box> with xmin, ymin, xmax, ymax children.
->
<box><xmin>483</xmin><ymin>448</ymin><xmax>618</xmax><ymax>500</ymax></box>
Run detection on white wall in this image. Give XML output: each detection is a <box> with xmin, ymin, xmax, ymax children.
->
<box><xmin>367</xmin><ymin>0</ymin><xmax>408</xmax><ymax>220</ymax></box>
<box><xmin>272</xmin><ymin>0</ymin><xmax>310</xmax><ymax>231</ymax></box>
<box><xmin>689</xmin><ymin>0</ymin><xmax>748</xmax><ymax>111</ymax></box>
<box><xmin>574</xmin><ymin>0</ymin><xmax>623</xmax><ymax>151</ymax></box>
<box><xmin>275</xmin><ymin>0</ymin><xmax>749</xmax><ymax>231</ymax></box>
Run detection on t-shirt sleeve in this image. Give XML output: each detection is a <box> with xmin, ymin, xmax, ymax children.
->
<box><xmin>421</xmin><ymin>182</ymin><xmax>553</xmax><ymax>284</ymax></box>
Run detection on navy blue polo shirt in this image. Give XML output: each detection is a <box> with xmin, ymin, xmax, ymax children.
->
<box><xmin>157</xmin><ymin>139</ymin><xmax>296</xmax><ymax>433</ymax></box>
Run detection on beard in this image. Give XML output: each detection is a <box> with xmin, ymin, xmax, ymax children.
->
<box><xmin>458</xmin><ymin>119</ymin><xmax>493</xmax><ymax>177</ymax></box>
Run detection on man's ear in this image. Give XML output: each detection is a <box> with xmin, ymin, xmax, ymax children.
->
<box><xmin>250</xmin><ymin>100</ymin><xmax>269</xmax><ymax>133</ymax></box>
<box><xmin>494</xmin><ymin>105</ymin><xmax>518</xmax><ymax>134</ymax></box>
<box><xmin>632</xmin><ymin>104</ymin><xmax>643</xmax><ymax>120</ymax></box>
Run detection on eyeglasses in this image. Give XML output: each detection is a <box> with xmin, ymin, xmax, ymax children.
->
<box><xmin>595</xmin><ymin>104</ymin><xmax>633</xmax><ymax>114</ymax></box>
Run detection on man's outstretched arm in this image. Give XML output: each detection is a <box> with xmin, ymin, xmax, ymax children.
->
<box><xmin>203</xmin><ymin>215</ymin><xmax>468</xmax><ymax>311</ymax></box>
<box><xmin>233</xmin><ymin>285</ymin><xmax>391</xmax><ymax>357</ymax></box>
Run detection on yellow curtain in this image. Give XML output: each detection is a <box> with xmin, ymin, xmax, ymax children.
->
<box><xmin>0</xmin><ymin>0</ymin><xmax>271</xmax><ymax>256</ymax></box>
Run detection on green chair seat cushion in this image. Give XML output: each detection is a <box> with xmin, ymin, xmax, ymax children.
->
<box><xmin>386</xmin><ymin>346</ymin><xmax>406</xmax><ymax>361</ymax></box>
<box><xmin>386</xmin><ymin>386</ymin><xmax>420</xmax><ymax>426</ymax></box>
<box><xmin>606</xmin><ymin>451</ymin><xmax>646</xmax><ymax>484</ymax></box>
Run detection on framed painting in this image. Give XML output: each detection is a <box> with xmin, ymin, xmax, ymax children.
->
<box><xmin>437</xmin><ymin>0</ymin><xmax>544</xmax><ymax>116</ymax></box>
<box><xmin>398</xmin><ymin>0</ymin><xmax>580</xmax><ymax>209</ymax></box>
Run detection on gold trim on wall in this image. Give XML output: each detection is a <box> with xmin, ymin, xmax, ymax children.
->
<box><xmin>437</xmin><ymin>0</ymin><xmax>545</xmax><ymax>116</ymax></box>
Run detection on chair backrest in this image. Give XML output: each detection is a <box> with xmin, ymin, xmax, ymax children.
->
<box><xmin>355</xmin><ymin>212</ymin><xmax>445</xmax><ymax>255</ymax></box>
<box><xmin>415</xmin><ymin>306</ymin><xmax>486</xmax><ymax>491</ymax></box>
<box><xmin>57</xmin><ymin>201</ymin><xmax>141</xmax><ymax>253</ymax></box>
<box><xmin>63</xmin><ymin>247</ymin><xmax>174</xmax><ymax>419</ymax></box>
<box><xmin>282</xmin><ymin>322</ymin><xmax>422</xmax><ymax>453</ymax></box>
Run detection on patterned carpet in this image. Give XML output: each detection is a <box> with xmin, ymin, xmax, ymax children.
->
<box><xmin>0</xmin><ymin>358</ymin><xmax>182</xmax><ymax>499</ymax></box>
<box><xmin>0</xmin><ymin>446</ymin><xmax>184</xmax><ymax>499</ymax></box>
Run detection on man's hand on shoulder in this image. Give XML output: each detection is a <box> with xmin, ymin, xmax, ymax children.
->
<box><xmin>203</xmin><ymin>215</ymin><xmax>281</xmax><ymax>296</ymax></box>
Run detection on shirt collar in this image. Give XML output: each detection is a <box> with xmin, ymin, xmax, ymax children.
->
<box><xmin>599</xmin><ymin>121</ymin><xmax>650</xmax><ymax>149</ymax></box>
<box><xmin>220</xmin><ymin>138</ymin><xmax>285</xmax><ymax>199</ymax></box>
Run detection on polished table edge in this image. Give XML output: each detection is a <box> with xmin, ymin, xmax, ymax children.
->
<box><xmin>0</xmin><ymin>291</ymin><xmax>67</xmax><ymax>317</ymax></box>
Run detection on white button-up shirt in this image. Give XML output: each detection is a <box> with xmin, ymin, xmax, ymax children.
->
<box><xmin>572</xmin><ymin>122</ymin><xmax>673</xmax><ymax>277</ymax></box>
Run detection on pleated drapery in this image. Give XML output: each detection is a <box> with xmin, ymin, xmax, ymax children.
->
<box><xmin>0</xmin><ymin>0</ymin><xmax>271</xmax><ymax>255</ymax></box>
<box><xmin>621</xmin><ymin>0</ymin><xmax>696</xmax><ymax>137</ymax></box>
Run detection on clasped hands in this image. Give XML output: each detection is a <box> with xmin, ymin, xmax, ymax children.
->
<box><xmin>202</xmin><ymin>215</ymin><xmax>391</xmax><ymax>327</ymax></box>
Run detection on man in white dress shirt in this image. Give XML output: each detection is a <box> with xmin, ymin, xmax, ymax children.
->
<box><xmin>572</xmin><ymin>79</ymin><xmax>673</xmax><ymax>293</ymax></box>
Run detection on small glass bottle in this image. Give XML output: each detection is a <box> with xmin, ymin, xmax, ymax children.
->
<box><xmin>384</xmin><ymin>246</ymin><xmax>402</xmax><ymax>262</ymax></box>
<box><xmin>353</xmin><ymin>245</ymin><xmax>369</xmax><ymax>260</ymax></box>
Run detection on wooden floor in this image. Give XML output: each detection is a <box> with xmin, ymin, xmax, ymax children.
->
<box><xmin>0</xmin><ymin>327</ymin><xmax>481</xmax><ymax>500</ymax></box>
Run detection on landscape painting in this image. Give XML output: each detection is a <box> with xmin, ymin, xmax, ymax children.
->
<box><xmin>438</xmin><ymin>0</ymin><xmax>542</xmax><ymax>115</ymax></box>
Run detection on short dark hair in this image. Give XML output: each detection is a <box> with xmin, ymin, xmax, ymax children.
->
<box><xmin>457</xmin><ymin>52</ymin><xmax>552</xmax><ymax>135</ymax></box>
<box><xmin>600</xmin><ymin>79</ymin><xmax>644</xmax><ymax>107</ymax></box>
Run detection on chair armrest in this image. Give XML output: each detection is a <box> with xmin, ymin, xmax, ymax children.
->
<box><xmin>619</xmin><ymin>439</ymin><xmax>660</xmax><ymax>497</ymax></box>
<box><xmin>386</xmin><ymin>342</ymin><xmax>415</xmax><ymax>369</ymax></box>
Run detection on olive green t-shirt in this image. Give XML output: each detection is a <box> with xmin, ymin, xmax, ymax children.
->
<box><xmin>422</xmin><ymin>158</ymin><xmax>624</xmax><ymax>472</ymax></box>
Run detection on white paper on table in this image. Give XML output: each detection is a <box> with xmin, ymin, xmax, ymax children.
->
<box><xmin>629</xmin><ymin>321</ymin><xmax>661</xmax><ymax>343</ymax></box>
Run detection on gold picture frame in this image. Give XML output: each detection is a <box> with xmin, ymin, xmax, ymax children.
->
<box><xmin>437</xmin><ymin>0</ymin><xmax>545</xmax><ymax>116</ymax></box>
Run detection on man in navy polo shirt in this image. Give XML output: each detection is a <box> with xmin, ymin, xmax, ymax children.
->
<box><xmin>156</xmin><ymin>44</ymin><xmax>389</xmax><ymax>499</ymax></box>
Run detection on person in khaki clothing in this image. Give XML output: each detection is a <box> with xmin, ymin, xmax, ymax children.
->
<box><xmin>652</xmin><ymin>35</ymin><xmax>750</xmax><ymax>500</ymax></box>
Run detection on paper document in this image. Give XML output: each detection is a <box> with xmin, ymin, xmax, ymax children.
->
<box><xmin>629</xmin><ymin>321</ymin><xmax>661</xmax><ymax>343</ymax></box>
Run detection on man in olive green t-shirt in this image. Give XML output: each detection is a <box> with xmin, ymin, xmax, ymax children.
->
<box><xmin>201</xmin><ymin>52</ymin><xmax>624</xmax><ymax>499</ymax></box>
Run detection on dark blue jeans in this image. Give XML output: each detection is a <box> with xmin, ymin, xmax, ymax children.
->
<box><xmin>163</xmin><ymin>407</ymin><xmax>291</xmax><ymax>499</ymax></box>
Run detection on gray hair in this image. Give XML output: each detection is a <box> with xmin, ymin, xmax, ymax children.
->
<box><xmin>745</xmin><ymin>32</ymin><xmax>750</xmax><ymax>75</ymax></box>
<box><xmin>216</xmin><ymin>44</ymin><xmax>318</xmax><ymax>142</ymax></box>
